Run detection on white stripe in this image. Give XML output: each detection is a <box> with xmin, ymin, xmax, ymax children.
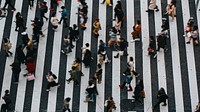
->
<box><xmin>0</xmin><ymin>0</ymin><xmax>23</xmax><ymax>105</ymax></box>
<box><xmin>79</xmin><ymin>0</ymin><xmax>93</xmax><ymax>111</ymax></box>
<box><xmin>181</xmin><ymin>0</ymin><xmax>199</xmax><ymax>111</ymax></box>
<box><xmin>141</xmin><ymin>0</ymin><xmax>152</xmax><ymax>112</ymax></box>
<box><xmin>47</xmin><ymin>2</ymin><xmax>63</xmax><ymax>112</ymax></box>
<box><xmin>64</xmin><ymin>0</ymin><xmax>78</xmax><ymax>110</ymax></box>
<box><xmin>31</xmin><ymin>1</ymin><xmax>50</xmax><ymax>111</ymax></box>
<box><xmin>0</xmin><ymin>0</ymin><xmax>6</xmax><ymax>52</ymax></box>
<box><xmin>155</xmin><ymin>0</ymin><xmax>168</xmax><ymax>112</ymax></box>
<box><xmin>112</xmin><ymin>51</ymin><xmax>121</xmax><ymax>112</ymax></box>
<box><xmin>167</xmin><ymin>0</ymin><xmax>184</xmax><ymax>111</ymax></box>
<box><xmin>95</xmin><ymin>0</ymin><xmax>106</xmax><ymax>112</ymax></box>
<box><xmin>14</xmin><ymin>2</ymin><xmax>37</xmax><ymax>111</ymax></box>
<box><xmin>126</xmin><ymin>0</ymin><xmax>136</xmax><ymax>99</ymax></box>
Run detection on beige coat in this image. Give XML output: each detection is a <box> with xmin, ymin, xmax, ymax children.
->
<box><xmin>148</xmin><ymin>0</ymin><xmax>157</xmax><ymax>10</ymax></box>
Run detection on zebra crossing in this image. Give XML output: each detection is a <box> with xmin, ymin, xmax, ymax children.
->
<box><xmin>0</xmin><ymin>0</ymin><xmax>200</xmax><ymax>111</ymax></box>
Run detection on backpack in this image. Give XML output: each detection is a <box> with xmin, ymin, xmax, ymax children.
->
<box><xmin>52</xmin><ymin>74</ymin><xmax>57</xmax><ymax>79</ymax></box>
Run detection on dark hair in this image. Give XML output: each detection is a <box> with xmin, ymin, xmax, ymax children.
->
<box><xmin>65</xmin><ymin>97</ymin><xmax>71</xmax><ymax>102</ymax></box>
<box><xmin>5</xmin><ymin>90</ymin><xmax>9</xmax><ymax>94</ymax></box>
<box><xmin>85</xmin><ymin>43</ymin><xmax>89</xmax><ymax>47</ymax></box>
<box><xmin>73</xmin><ymin>24</ymin><xmax>77</xmax><ymax>29</ymax></box>
<box><xmin>130</xmin><ymin>57</ymin><xmax>133</xmax><ymax>61</ymax></box>
<box><xmin>137</xmin><ymin>20</ymin><xmax>141</xmax><ymax>24</ymax></box>
<box><xmin>61</xmin><ymin>6</ymin><xmax>65</xmax><ymax>9</ymax></box>
<box><xmin>51</xmin><ymin>12</ymin><xmax>56</xmax><ymax>17</ymax></box>
<box><xmin>97</xmin><ymin>64</ymin><xmax>101</xmax><ymax>68</ymax></box>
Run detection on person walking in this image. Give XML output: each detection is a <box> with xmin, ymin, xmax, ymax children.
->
<box><xmin>165</xmin><ymin>1</ymin><xmax>175</xmax><ymax>21</ymax></box>
<box><xmin>31</xmin><ymin>17</ymin><xmax>45</xmax><ymax>43</ymax></box>
<box><xmin>50</xmin><ymin>0</ymin><xmax>58</xmax><ymax>10</ymax></box>
<box><xmin>114</xmin><ymin>38</ymin><xmax>128</xmax><ymax>58</ymax></box>
<box><xmin>195</xmin><ymin>101</ymin><xmax>200</xmax><ymax>112</ymax></box>
<box><xmin>72</xmin><ymin>24</ymin><xmax>79</xmax><ymax>40</ymax></box>
<box><xmin>105</xmin><ymin>97</ymin><xmax>116</xmax><ymax>112</ymax></box>
<box><xmin>0</xmin><ymin>90</ymin><xmax>13</xmax><ymax>112</ymax></box>
<box><xmin>156</xmin><ymin>34</ymin><xmax>168</xmax><ymax>52</ymax></box>
<box><xmin>84</xmin><ymin>80</ymin><xmax>96</xmax><ymax>102</ymax></box>
<box><xmin>83</xmin><ymin>49</ymin><xmax>92</xmax><ymax>67</ymax></box>
<box><xmin>101</xmin><ymin>0</ymin><xmax>112</xmax><ymax>6</ymax></box>
<box><xmin>123</xmin><ymin>57</ymin><xmax>140</xmax><ymax>77</ymax></box>
<box><xmin>10</xmin><ymin>61</ymin><xmax>21</xmax><ymax>84</ymax></box>
<box><xmin>107</xmin><ymin>27</ymin><xmax>117</xmax><ymax>47</ymax></box>
<box><xmin>46</xmin><ymin>71</ymin><xmax>60</xmax><ymax>91</ymax></box>
<box><xmin>28</xmin><ymin>0</ymin><xmax>34</xmax><ymax>9</ymax></box>
<box><xmin>2</xmin><ymin>0</ymin><xmax>16</xmax><ymax>12</ymax></box>
<box><xmin>16</xmin><ymin>45</ymin><xmax>26</xmax><ymax>64</ymax></box>
<box><xmin>61</xmin><ymin>35</ymin><xmax>72</xmax><ymax>55</ymax></box>
<box><xmin>119</xmin><ymin>72</ymin><xmax>133</xmax><ymax>91</ymax></box>
<box><xmin>146</xmin><ymin>0</ymin><xmax>159</xmax><ymax>12</ymax></box>
<box><xmin>148</xmin><ymin>36</ymin><xmax>157</xmax><ymax>58</ymax></box>
<box><xmin>21</xmin><ymin>32</ymin><xmax>30</xmax><ymax>47</ymax></box>
<box><xmin>186</xmin><ymin>25</ymin><xmax>199</xmax><ymax>46</ymax></box>
<box><xmin>132</xmin><ymin>79</ymin><xmax>144</xmax><ymax>105</ymax></box>
<box><xmin>15</xmin><ymin>12</ymin><xmax>26</xmax><ymax>31</ymax></box>
<box><xmin>58</xmin><ymin>6</ymin><xmax>68</xmax><ymax>27</ymax></box>
<box><xmin>70</xmin><ymin>58</ymin><xmax>83</xmax><ymax>76</ymax></box>
<box><xmin>95</xmin><ymin>64</ymin><xmax>103</xmax><ymax>84</ymax></box>
<box><xmin>66</xmin><ymin>66</ymin><xmax>79</xmax><ymax>85</ymax></box>
<box><xmin>131</xmin><ymin>20</ymin><xmax>141</xmax><ymax>42</ymax></box>
<box><xmin>38</xmin><ymin>1</ymin><xmax>48</xmax><ymax>21</ymax></box>
<box><xmin>2</xmin><ymin>38</ymin><xmax>12</xmax><ymax>57</ymax></box>
<box><xmin>50</xmin><ymin>12</ymin><xmax>59</xmax><ymax>31</ymax></box>
<box><xmin>63</xmin><ymin>97</ymin><xmax>71</xmax><ymax>112</ymax></box>
<box><xmin>153</xmin><ymin>88</ymin><xmax>168</xmax><ymax>109</ymax></box>
<box><xmin>93</xmin><ymin>18</ymin><xmax>101</xmax><ymax>37</ymax></box>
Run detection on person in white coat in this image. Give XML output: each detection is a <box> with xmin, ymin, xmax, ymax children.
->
<box><xmin>50</xmin><ymin>12</ymin><xmax>59</xmax><ymax>31</ymax></box>
<box><xmin>146</xmin><ymin>0</ymin><xmax>159</xmax><ymax>12</ymax></box>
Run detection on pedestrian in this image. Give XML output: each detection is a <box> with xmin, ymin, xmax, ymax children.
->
<box><xmin>156</xmin><ymin>34</ymin><xmax>168</xmax><ymax>52</ymax></box>
<box><xmin>132</xmin><ymin>79</ymin><xmax>144</xmax><ymax>105</ymax></box>
<box><xmin>61</xmin><ymin>35</ymin><xmax>72</xmax><ymax>55</ymax></box>
<box><xmin>63</xmin><ymin>97</ymin><xmax>71</xmax><ymax>112</ymax></box>
<box><xmin>81</xmin><ymin>43</ymin><xmax>90</xmax><ymax>54</ymax></box>
<box><xmin>101</xmin><ymin>0</ymin><xmax>112</xmax><ymax>6</ymax></box>
<box><xmin>98</xmin><ymin>40</ymin><xmax>106</xmax><ymax>52</ymax></box>
<box><xmin>2</xmin><ymin>0</ymin><xmax>16</xmax><ymax>12</ymax></box>
<box><xmin>83</xmin><ymin>49</ymin><xmax>92</xmax><ymax>67</ymax></box>
<box><xmin>115</xmin><ymin>17</ymin><xmax>122</xmax><ymax>35</ymax></box>
<box><xmin>186</xmin><ymin>25</ymin><xmax>199</xmax><ymax>45</ymax></box>
<box><xmin>29</xmin><ymin>0</ymin><xmax>34</xmax><ymax>9</ymax></box>
<box><xmin>108</xmin><ymin>27</ymin><xmax>117</xmax><ymax>47</ymax></box>
<box><xmin>114</xmin><ymin>38</ymin><xmax>128</xmax><ymax>58</ymax></box>
<box><xmin>31</xmin><ymin>18</ymin><xmax>45</xmax><ymax>43</ymax></box>
<box><xmin>2</xmin><ymin>38</ymin><xmax>12</xmax><ymax>57</ymax></box>
<box><xmin>95</xmin><ymin>64</ymin><xmax>103</xmax><ymax>84</ymax></box>
<box><xmin>15</xmin><ymin>12</ymin><xmax>26</xmax><ymax>31</ymax></box>
<box><xmin>131</xmin><ymin>20</ymin><xmax>141</xmax><ymax>42</ymax></box>
<box><xmin>25</xmin><ymin>57</ymin><xmax>36</xmax><ymax>75</ymax></box>
<box><xmin>79</xmin><ymin>2</ymin><xmax>88</xmax><ymax>16</ymax></box>
<box><xmin>165</xmin><ymin>1</ymin><xmax>175</xmax><ymax>21</ymax></box>
<box><xmin>98</xmin><ymin>48</ymin><xmax>110</xmax><ymax>64</ymax></box>
<box><xmin>79</xmin><ymin>13</ymin><xmax>87</xmax><ymax>30</ymax></box>
<box><xmin>21</xmin><ymin>32</ymin><xmax>30</xmax><ymax>47</ymax></box>
<box><xmin>38</xmin><ymin>1</ymin><xmax>48</xmax><ymax>21</ymax></box>
<box><xmin>66</xmin><ymin>66</ymin><xmax>79</xmax><ymax>85</ymax></box>
<box><xmin>50</xmin><ymin>0</ymin><xmax>58</xmax><ymax>10</ymax></box>
<box><xmin>68</xmin><ymin>27</ymin><xmax>75</xmax><ymax>48</ymax></box>
<box><xmin>195</xmin><ymin>101</ymin><xmax>200</xmax><ymax>112</ymax></box>
<box><xmin>123</xmin><ymin>57</ymin><xmax>140</xmax><ymax>77</ymax></box>
<box><xmin>105</xmin><ymin>97</ymin><xmax>116</xmax><ymax>112</ymax></box>
<box><xmin>10</xmin><ymin>61</ymin><xmax>21</xmax><ymax>84</ymax></box>
<box><xmin>93</xmin><ymin>18</ymin><xmax>101</xmax><ymax>37</ymax></box>
<box><xmin>91</xmin><ymin>76</ymin><xmax>99</xmax><ymax>95</ymax></box>
<box><xmin>0</xmin><ymin>90</ymin><xmax>13</xmax><ymax>112</ymax></box>
<box><xmin>119</xmin><ymin>72</ymin><xmax>133</xmax><ymax>91</ymax></box>
<box><xmin>146</xmin><ymin>0</ymin><xmax>159</xmax><ymax>12</ymax></box>
<box><xmin>50</xmin><ymin>12</ymin><xmax>59</xmax><ymax>31</ymax></box>
<box><xmin>46</xmin><ymin>71</ymin><xmax>60</xmax><ymax>91</ymax></box>
<box><xmin>153</xmin><ymin>88</ymin><xmax>168</xmax><ymax>109</ymax></box>
<box><xmin>114</xmin><ymin>1</ymin><xmax>122</xmax><ymax>20</ymax></box>
<box><xmin>58</xmin><ymin>6</ymin><xmax>68</xmax><ymax>27</ymax></box>
<box><xmin>16</xmin><ymin>45</ymin><xmax>26</xmax><ymax>64</ymax></box>
<box><xmin>84</xmin><ymin>80</ymin><xmax>95</xmax><ymax>102</ymax></box>
<box><xmin>72</xmin><ymin>24</ymin><xmax>79</xmax><ymax>40</ymax></box>
<box><xmin>148</xmin><ymin>36</ymin><xmax>157</xmax><ymax>58</ymax></box>
<box><xmin>71</xmin><ymin>58</ymin><xmax>84</xmax><ymax>76</ymax></box>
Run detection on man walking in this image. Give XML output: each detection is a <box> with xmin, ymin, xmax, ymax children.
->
<box><xmin>2</xmin><ymin>0</ymin><xmax>16</xmax><ymax>12</ymax></box>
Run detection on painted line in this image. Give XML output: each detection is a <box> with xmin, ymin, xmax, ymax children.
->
<box><xmin>112</xmin><ymin>51</ymin><xmax>121</xmax><ymax>112</ymax></box>
<box><xmin>79</xmin><ymin>0</ymin><xmax>93</xmax><ymax>111</ymax></box>
<box><xmin>126</xmin><ymin>0</ymin><xmax>136</xmax><ymax>99</ymax></box>
<box><xmin>181</xmin><ymin>0</ymin><xmax>199</xmax><ymax>110</ymax></box>
<box><xmin>140</xmin><ymin>0</ymin><xmax>152</xmax><ymax>112</ymax></box>
<box><xmin>155</xmin><ymin>0</ymin><xmax>168</xmax><ymax>111</ymax></box>
<box><xmin>0</xmin><ymin>0</ymin><xmax>6</xmax><ymax>52</ymax></box>
<box><xmin>0</xmin><ymin>0</ymin><xmax>23</xmax><ymax>106</ymax></box>
<box><xmin>47</xmin><ymin>2</ymin><xmax>64</xmax><ymax>111</ymax></box>
<box><xmin>167</xmin><ymin>0</ymin><xmax>184</xmax><ymax>111</ymax></box>
<box><xmin>14</xmin><ymin>1</ymin><xmax>37</xmax><ymax>111</ymax></box>
<box><xmin>64</xmin><ymin>0</ymin><xmax>78</xmax><ymax>110</ymax></box>
<box><xmin>30</xmin><ymin>1</ymin><xmax>50</xmax><ymax>111</ymax></box>
<box><xmin>95</xmin><ymin>0</ymin><xmax>106</xmax><ymax>112</ymax></box>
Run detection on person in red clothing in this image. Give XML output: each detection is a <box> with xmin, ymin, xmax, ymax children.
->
<box><xmin>24</xmin><ymin>57</ymin><xmax>36</xmax><ymax>76</ymax></box>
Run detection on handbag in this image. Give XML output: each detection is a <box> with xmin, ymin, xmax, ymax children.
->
<box><xmin>27</xmin><ymin>73</ymin><xmax>35</xmax><ymax>81</ymax></box>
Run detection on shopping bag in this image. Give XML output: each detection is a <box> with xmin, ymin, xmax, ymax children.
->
<box><xmin>27</xmin><ymin>73</ymin><xmax>35</xmax><ymax>81</ymax></box>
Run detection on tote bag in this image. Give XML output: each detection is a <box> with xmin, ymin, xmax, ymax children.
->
<box><xmin>27</xmin><ymin>73</ymin><xmax>35</xmax><ymax>81</ymax></box>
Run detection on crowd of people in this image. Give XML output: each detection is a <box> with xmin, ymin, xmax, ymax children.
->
<box><xmin>1</xmin><ymin>0</ymin><xmax>200</xmax><ymax>111</ymax></box>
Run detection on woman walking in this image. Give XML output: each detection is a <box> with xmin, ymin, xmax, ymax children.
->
<box><xmin>2</xmin><ymin>38</ymin><xmax>12</xmax><ymax>57</ymax></box>
<box><xmin>50</xmin><ymin>12</ymin><xmax>59</xmax><ymax>31</ymax></box>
